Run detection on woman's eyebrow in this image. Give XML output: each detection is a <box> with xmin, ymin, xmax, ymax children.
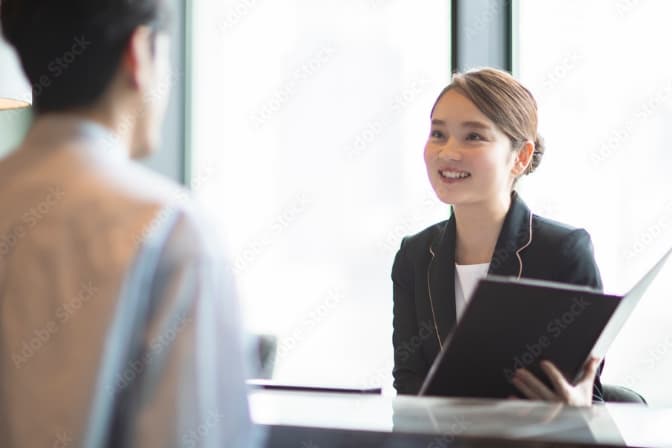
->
<box><xmin>430</xmin><ymin>119</ymin><xmax>492</xmax><ymax>130</ymax></box>
<box><xmin>461</xmin><ymin>120</ymin><xmax>491</xmax><ymax>130</ymax></box>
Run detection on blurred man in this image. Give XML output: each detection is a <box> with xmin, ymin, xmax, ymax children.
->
<box><xmin>0</xmin><ymin>1</ymin><xmax>258</xmax><ymax>446</ymax></box>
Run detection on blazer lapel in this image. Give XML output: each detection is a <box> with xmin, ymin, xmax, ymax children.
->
<box><xmin>427</xmin><ymin>216</ymin><xmax>458</xmax><ymax>347</ymax></box>
<box><xmin>426</xmin><ymin>193</ymin><xmax>534</xmax><ymax>348</ymax></box>
<box><xmin>488</xmin><ymin>191</ymin><xmax>533</xmax><ymax>278</ymax></box>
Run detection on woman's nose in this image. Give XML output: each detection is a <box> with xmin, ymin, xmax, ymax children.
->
<box><xmin>438</xmin><ymin>139</ymin><xmax>462</xmax><ymax>161</ymax></box>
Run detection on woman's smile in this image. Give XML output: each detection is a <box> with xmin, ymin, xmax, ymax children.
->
<box><xmin>438</xmin><ymin>168</ymin><xmax>472</xmax><ymax>183</ymax></box>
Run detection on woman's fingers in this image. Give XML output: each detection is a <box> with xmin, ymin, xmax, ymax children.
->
<box><xmin>512</xmin><ymin>369</ymin><xmax>558</xmax><ymax>401</ymax></box>
<box><xmin>578</xmin><ymin>357</ymin><xmax>601</xmax><ymax>383</ymax></box>
<box><xmin>539</xmin><ymin>358</ymin><xmax>599</xmax><ymax>406</ymax></box>
<box><xmin>511</xmin><ymin>376</ymin><xmax>538</xmax><ymax>399</ymax></box>
<box><xmin>509</xmin><ymin>359</ymin><xmax>600</xmax><ymax>406</ymax></box>
<box><xmin>540</xmin><ymin>361</ymin><xmax>572</xmax><ymax>399</ymax></box>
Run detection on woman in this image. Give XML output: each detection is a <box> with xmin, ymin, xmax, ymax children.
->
<box><xmin>392</xmin><ymin>68</ymin><xmax>603</xmax><ymax>406</ymax></box>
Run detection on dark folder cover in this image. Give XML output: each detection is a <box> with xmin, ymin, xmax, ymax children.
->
<box><xmin>420</xmin><ymin>247</ymin><xmax>671</xmax><ymax>399</ymax></box>
<box><xmin>419</xmin><ymin>277</ymin><xmax>621</xmax><ymax>398</ymax></box>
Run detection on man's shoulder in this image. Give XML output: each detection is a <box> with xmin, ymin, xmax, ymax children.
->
<box><xmin>110</xmin><ymin>160</ymin><xmax>193</xmax><ymax>209</ymax></box>
<box><xmin>89</xmin><ymin>160</ymin><xmax>227</xmax><ymax>268</ymax></box>
<box><xmin>153</xmin><ymin>200</ymin><xmax>234</xmax><ymax>275</ymax></box>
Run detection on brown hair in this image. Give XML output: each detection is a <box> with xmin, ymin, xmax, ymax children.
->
<box><xmin>431</xmin><ymin>67</ymin><xmax>545</xmax><ymax>176</ymax></box>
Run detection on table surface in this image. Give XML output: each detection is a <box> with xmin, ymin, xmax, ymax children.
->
<box><xmin>250</xmin><ymin>389</ymin><xmax>672</xmax><ymax>447</ymax></box>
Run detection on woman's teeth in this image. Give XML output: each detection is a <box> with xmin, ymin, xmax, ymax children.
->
<box><xmin>440</xmin><ymin>170</ymin><xmax>471</xmax><ymax>179</ymax></box>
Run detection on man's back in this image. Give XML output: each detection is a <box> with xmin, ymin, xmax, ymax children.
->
<box><xmin>0</xmin><ymin>116</ymin><xmax>255</xmax><ymax>447</ymax></box>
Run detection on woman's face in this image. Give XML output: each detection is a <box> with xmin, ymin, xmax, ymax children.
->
<box><xmin>424</xmin><ymin>89</ymin><xmax>518</xmax><ymax>207</ymax></box>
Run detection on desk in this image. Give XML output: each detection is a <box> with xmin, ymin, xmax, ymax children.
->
<box><xmin>251</xmin><ymin>390</ymin><xmax>672</xmax><ymax>447</ymax></box>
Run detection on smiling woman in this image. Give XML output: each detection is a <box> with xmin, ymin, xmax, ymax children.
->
<box><xmin>392</xmin><ymin>67</ymin><xmax>605</xmax><ymax>407</ymax></box>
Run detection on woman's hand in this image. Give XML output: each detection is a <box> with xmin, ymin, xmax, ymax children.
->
<box><xmin>511</xmin><ymin>357</ymin><xmax>601</xmax><ymax>407</ymax></box>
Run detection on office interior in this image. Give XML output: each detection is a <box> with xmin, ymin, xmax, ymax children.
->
<box><xmin>2</xmin><ymin>0</ymin><xmax>672</xmax><ymax>446</ymax></box>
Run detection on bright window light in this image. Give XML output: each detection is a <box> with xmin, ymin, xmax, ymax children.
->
<box><xmin>191</xmin><ymin>1</ymin><xmax>451</xmax><ymax>392</ymax></box>
<box><xmin>517</xmin><ymin>0</ymin><xmax>672</xmax><ymax>405</ymax></box>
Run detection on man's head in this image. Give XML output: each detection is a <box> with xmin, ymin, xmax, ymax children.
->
<box><xmin>1</xmin><ymin>0</ymin><xmax>171</xmax><ymax>157</ymax></box>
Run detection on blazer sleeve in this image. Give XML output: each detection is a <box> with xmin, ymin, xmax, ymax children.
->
<box><xmin>555</xmin><ymin>228</ymin><xmax>606</xmax><ymax>403</ymax></box>
<box><xmin>392</xmin><ymin>238</ymin><xmax>429</xmax><ymax>395</ymax></box>
<box><xmin>555</xmin><ymin>229</ymin><xmax>603</xmax><ymax>290</ymax></box>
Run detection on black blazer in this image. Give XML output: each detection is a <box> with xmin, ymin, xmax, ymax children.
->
<box><xmin>392</xmin><ymin>191</ymin><xmax>605</xmax><ymax>400</ymax></box>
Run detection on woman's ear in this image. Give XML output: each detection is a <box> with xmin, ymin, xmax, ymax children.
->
<box><xmin>512</xmin><ymin>140</ymin><xmax>535</xmax><ymax>177</ymax></box>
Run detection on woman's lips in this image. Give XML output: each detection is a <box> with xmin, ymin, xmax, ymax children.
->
<box><xmin>438</xmin><ymin>169</ymin><xmax>471</xmax><ymax>184</ymax></box>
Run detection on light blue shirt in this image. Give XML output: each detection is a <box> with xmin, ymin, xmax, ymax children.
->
<box><xmin>0</xmin><ymin>116</ymin><xmax>261</xmax><ymax>447</ymax></box>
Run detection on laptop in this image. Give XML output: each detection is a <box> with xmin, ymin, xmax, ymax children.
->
<box><xmin>419</xmin><ymin>247</ymin><xmax>672</xmax><ymax>398</ymax></box>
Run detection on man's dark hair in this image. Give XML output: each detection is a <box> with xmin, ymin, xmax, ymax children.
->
<box><xmin>1</xmin><ymin>0</ymin><xmax>169</xmax><ymax>114</ymax></box>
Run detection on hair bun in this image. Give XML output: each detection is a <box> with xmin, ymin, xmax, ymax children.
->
<box><xmin>525</xmin><ymin>134</ymin><xmax>545</xmax><ymax>175</ymax></box>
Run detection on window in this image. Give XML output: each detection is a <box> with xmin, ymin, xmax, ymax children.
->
<box><xmin>517</xmin><ymin>0</ymin><xmax>672</xmax><ymax>405</ymax></box>
<box><xmin>191</xmin><ymin>1</ymin><xmax>451</xmax><ymax>391</ymax></box>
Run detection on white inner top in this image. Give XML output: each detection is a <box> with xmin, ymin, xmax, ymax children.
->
<box><xmin>455</xmin><ymin>262</ymin><xmax>490</xmax><ymax>320</ymax></box>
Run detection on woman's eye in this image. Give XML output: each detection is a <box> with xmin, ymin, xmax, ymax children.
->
<box><xmin>466</xmin><ymin>132</ymin><xmax>484</xmax><ymax>141</ymax></box>
<box><xmin>430</xmin><ymin>130</ymin><xmax>444</xmax><ymax>139</ymax></box>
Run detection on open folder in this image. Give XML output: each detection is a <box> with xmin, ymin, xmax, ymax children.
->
<box><xmin>420</xmin><ymin>247</ymin><xmax>672</xmax><ymax>399</ymax></box>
